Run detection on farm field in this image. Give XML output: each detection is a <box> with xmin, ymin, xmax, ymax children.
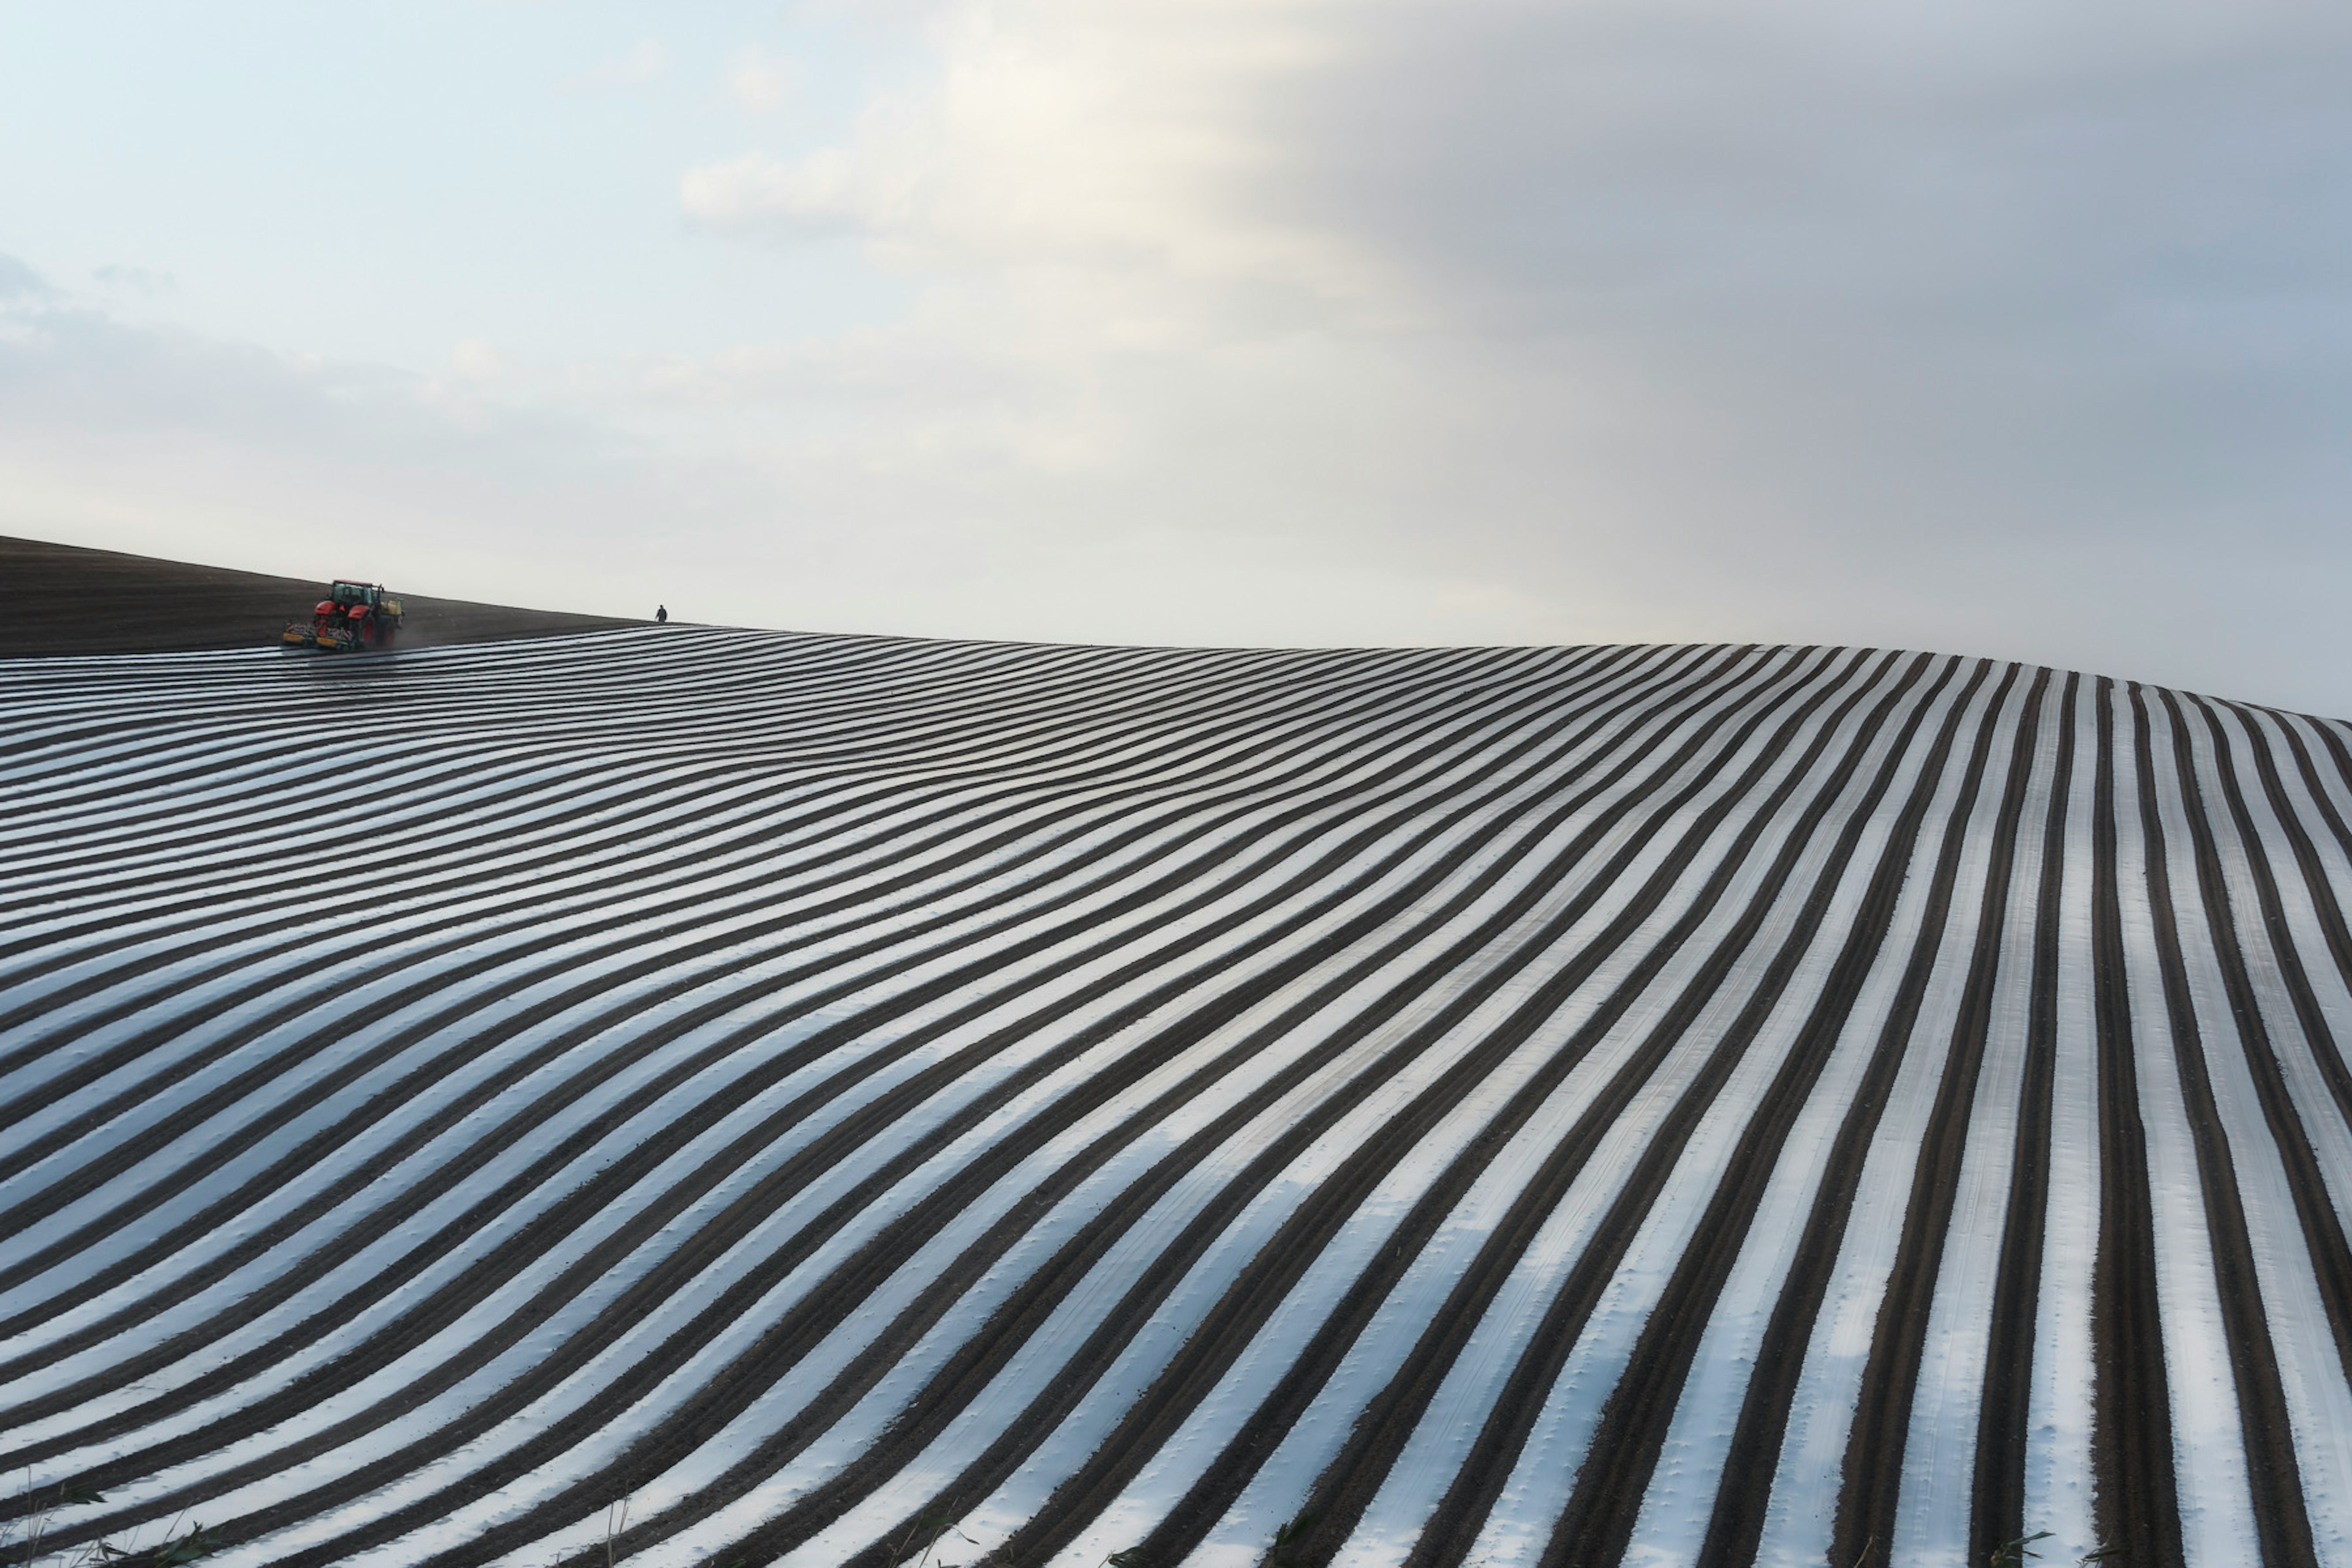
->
<box><xmin>4</xmin><ymin>628</ymin><xmax>2351</xmax><ymax>1568</ymax></box>
<box><xmin>0</xmin><ymin>537</ymin><xmax>638</xmax><ymax>657</ymax></box>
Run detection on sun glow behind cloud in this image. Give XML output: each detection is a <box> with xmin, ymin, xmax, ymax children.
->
<box><xmin>1</xmin><ymin>0</ymin><xmax>2350</xmax><ymax>710</ymax></box>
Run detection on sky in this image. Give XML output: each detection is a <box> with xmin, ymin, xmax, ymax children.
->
<box><xmin>3</xmin><ymin>1</ymin><xmax>2350</xmax><ymax>714</ymax></box>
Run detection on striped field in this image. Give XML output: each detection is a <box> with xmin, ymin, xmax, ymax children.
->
<box><xmin>4</xmin><ymin>631</ymin><xmax>2351</xmax><ymax>1568</ymax></box>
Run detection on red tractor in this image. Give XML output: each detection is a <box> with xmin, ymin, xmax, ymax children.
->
<box><xmin>284</xmin><ymin>581</ymin><xmax>404</xmax><ymax>651</ymax></box>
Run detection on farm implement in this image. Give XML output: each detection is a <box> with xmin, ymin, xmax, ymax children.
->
<box><xmin>284</xmin><ymin>580</ymin><xmax>404</xmax><ymax>652</ymax></box>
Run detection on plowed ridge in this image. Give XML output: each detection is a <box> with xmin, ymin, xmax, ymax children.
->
<box><xmin>4</xmin><ymin>632</ymin><xmax>2351</xmax><ymax>1568</ymax></box>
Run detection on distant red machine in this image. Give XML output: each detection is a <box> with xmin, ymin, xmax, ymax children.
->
<box><xmin>284</xmin><ymin>581</ymin><xmax>404</xmax><ymax>652</ymax></box>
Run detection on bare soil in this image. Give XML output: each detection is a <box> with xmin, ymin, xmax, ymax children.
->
<box><xmin>0</xmin><ymin>535</ymin><xmax>642</xmax><ymax>657</ymax></box>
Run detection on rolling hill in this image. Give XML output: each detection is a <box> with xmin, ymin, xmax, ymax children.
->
<box><xmin>0</xmin><ymin>536</ymin><xmax>639</xmax><ymax>656</ymax></box>
<box><xmin>3</xmin><ymin>629</ymin><xmax>2349</xmax><ymax>1568</ymax></box>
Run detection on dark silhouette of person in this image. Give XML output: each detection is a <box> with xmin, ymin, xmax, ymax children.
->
<box><xmin>656</xmin><ymin>605</ymin><xmax>668</xmax><ymax>624</ymax></box>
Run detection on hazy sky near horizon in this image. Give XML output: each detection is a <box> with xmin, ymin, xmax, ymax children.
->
<box><xmin>4</xmin><ymin>1</ymin><xmax>2350</xmax><ymax>712</ymax></box>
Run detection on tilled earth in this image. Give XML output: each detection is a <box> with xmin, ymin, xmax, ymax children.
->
<box><xmin>2</xmin><ymin>615</ymin><xmax>2350</xmax><ymax>1568</ymax></box>
<box><xmin>0</xmin><ymin>535</ymin><xmax>639</xmax><ymax>655</ymax></box>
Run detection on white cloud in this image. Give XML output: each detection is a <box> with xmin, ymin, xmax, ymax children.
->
<box><xmin>450</xmin><ymin>339</ymin><xmax>502</xmax><ymax>381</ymax></box>
<box><xmin>652</xmin><ymin>0</ymin><xmax>2352</xmax><ymax>713</ymax></box>
<box><xmin>728</xmin><ymin>48</ymin><xmax>796</xmax><ymax>113</ymax></box>
<box><xmin>681</xmin><ymin>0</ymin><xmax>1385</xmax><ymax>315</ymax></box>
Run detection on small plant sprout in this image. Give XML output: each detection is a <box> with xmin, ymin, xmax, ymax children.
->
<box><xmin>603</xmin><ymin>1496</ymin><xmax>633</xmax><ymax>1568</ymax></box>
<box><xmin>152</xmin><ymin>1521</ymin><xmax>220</xmax><ymax>1566</ymax></box>
<box><xmin>888</xmin><ymin>1503</ymin><xmax>976</xmax><ymax>1568</ymax></box>
<box><xmin>1991</xmin><ymin>1529</ymin><xmax>2126</xmax><ymax>1567</ymax></box>
<box><xmin>2</xmin><ymin>1474</ymin><xmax>216</xmax><ymax>1568</ymax></box>
<box><xmin>1267</xmin><ymin>1509</ymin><xmax>1319</xmax><ymax>1568</ymax></box>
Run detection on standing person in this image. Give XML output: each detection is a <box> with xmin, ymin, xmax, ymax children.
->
<box><xmin>656</xmin><ymin>605</ymin><xmax>668</xmax><ymax>624</ymax></box>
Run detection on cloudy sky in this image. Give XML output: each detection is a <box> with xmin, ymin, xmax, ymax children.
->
<box><xmin>4</xmin><ymin>1</ymin><xmax>2349</xmax><ymax>712</ymax></box>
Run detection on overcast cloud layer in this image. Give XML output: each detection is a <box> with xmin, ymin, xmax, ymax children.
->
<box><xmin>3</xmin><ymin>1</ymin><xmax>2348</xmax><ymax>713</ymax></box>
